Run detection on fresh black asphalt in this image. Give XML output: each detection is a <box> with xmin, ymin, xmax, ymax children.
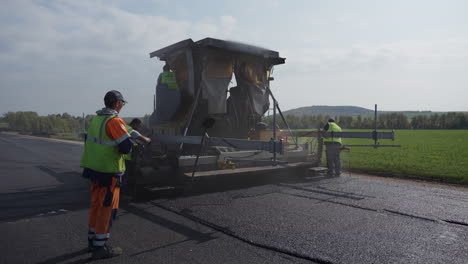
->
<box><xmin>1</xmin><ymin>132</ymin><xmax>467</xmax><ymax>263</ymax></box>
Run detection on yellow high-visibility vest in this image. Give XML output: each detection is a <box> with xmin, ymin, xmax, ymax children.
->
<box><xmin>80</xmin><ymin>115</ymin><xmax>126</xmax><ymax>173</ymax></box>
<box><xmin>161</xmin><ymin>71</ymin><xmax>178</xmax><ymax>90</ymax></box>
<box><xmin>324</xmin><ymin>122</ymin><xmax>342</xmax><ymax>144</ymax></box>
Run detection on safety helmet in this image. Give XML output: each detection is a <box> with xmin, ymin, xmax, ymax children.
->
<box><xmin>104</xmin><ymin>90</ymin><xmax>127</xmax><ymax>106</ymax></box>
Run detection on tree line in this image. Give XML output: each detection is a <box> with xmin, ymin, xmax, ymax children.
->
<box><xmin>264</xmin><ymin>112</ymin><xmax>468</xmax><ymax>129</ymax></box>
<box><xmin>0</xmin><ymin>111</ymin><xmax>153</xmax><ymax>135</ymax></box>
<box><xmin>2</xmin><ymin>111</ymin><xmax>468</xmax><ymax>135</ymax></box>
<box><xmin>1</xmin><ymin>111</ymin><xmax>92</xmax><ymax>135</ymax></box>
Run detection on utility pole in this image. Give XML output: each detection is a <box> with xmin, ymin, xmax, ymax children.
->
<box><xmin>374</xmin><ymin>104</ymin><xmax>378</xmax><ymax>147</ymax></box>
<box><xmin>272</xmin><ymin>98</ymin><xmax>277</xmax><ymax>166</ymax></box>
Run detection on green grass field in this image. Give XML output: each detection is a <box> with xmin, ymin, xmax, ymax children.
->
<box><xmin>296</xmin><ymin>130</ymin><xmax>468</xmax><ymax>183</ymax></box>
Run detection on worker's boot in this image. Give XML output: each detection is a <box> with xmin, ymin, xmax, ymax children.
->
<box><xmin>91</xmin><ymin>245</ymin><xmax>123</xmax><ymax>260</ymax></box>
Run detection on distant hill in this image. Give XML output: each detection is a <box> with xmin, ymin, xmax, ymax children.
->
<box><xmin>282</xmin><ymin>105</ymin><xmax>374</xmax><ymax>117</ymax></box>
<box><xmin>282</xmin><ymin>105</ymin><xmax>436</xmax><ymax>117</ymax></box>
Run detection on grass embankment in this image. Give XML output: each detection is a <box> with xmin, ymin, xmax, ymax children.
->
<box><xmin>296</xmin><ymin>130</ymin><xmax>468</xmax><ymax>184</ymax></box>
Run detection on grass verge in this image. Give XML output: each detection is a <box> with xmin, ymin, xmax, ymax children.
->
<box><xmin>294</xmin><ymin>129</ymin><xmax>468</xmax><ymax>184</ymax></box>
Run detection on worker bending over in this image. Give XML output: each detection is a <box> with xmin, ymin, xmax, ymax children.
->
<box><xmin>126</xmin><ymin>118</ymin><xmax>150</xmax><ymax>144</ymax></box>
<box><xmin>122</xmin><ymin>118</ymin><xmax>150</xmax><ymax>193</ymax></box>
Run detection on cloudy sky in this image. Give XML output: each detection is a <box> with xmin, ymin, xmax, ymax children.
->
<box><xmin>1</xmin><ymin>0</ymin><xmax>467</xmax><ymax>117</ymax></box>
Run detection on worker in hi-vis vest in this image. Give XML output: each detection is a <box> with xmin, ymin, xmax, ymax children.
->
<box><xmin>123</xmin><ymin>118</ymin><xmax>150</xmax><ymax>161</ymax></box>
<box><xmin>121</xmin><ymin>118</ymin><xmax>150</xmax><ymax>194</ymax></box>
<box><xmin>323</xmin><ymin>118</ymin><xmax>343</xmax><ymax>177</ymax></box>
<box><xmin>159</xmin><ymin>63</ymin><xmax>178</xmax><ymax>89</ymax></box>
<box><xmin>80</xmin><ymin>90</ymin><xmax>151</xmax><ymax>260</ymax></box>
<box><xmin>153</xmin><ymin>63</ymin><xmax>180</xmax><ymax>124</ymax></box>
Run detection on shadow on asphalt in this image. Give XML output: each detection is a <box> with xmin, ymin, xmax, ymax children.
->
<box><xmin>121</xmin><ymin>203</ymin><xmax>217</xmax><ymax>244</ymax></box>
<box><xmin>128</xmin><ymin>171</ymin><xmax>352</xmax><ymax>203</ymax></box>
<box><xmin>130</xmin><ymin>169</ymin><xmax>316</xmax><ymax>202</ymax></box>
<box><xmin>119</xmin><ymin>201</ymin><xmax>220</xmax><ymax>258</ymax></box>
<box><xmin>112</xmin><ymin>171</ymin><xmax>312</xmax><ymax>257</ymax></box>
<box><xmin>0</xmin><ymin>166</ymin><xmax>89</xmax><ymax>222</ymax></box>
<box><xmin>35</xmin><ymin>248</ymin><xmax>91</xmax><ymax>264</ymax></box>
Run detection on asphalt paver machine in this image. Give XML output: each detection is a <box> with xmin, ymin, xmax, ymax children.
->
<box><xmin>126</xmin><ymin>38</ymin><xmax>397</xmax><ymax>195</ymax></box>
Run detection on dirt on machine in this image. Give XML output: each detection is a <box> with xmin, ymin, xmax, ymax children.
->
<box><xmin>125</xmin><ymin>37</ymin><xmax>397</xmax><ymax>196</ymax></box>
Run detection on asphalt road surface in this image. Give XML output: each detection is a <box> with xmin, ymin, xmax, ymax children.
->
<box><xmin>1</xmin><ymin>132</ymin><xmax>468</xmax><ymax>264</ymax></box>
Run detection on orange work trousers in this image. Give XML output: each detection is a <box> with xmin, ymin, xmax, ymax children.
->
<box><xmin>88</xmin><ymin>177</ymin><xmax>120</xmax><ymax>242</ymax></box>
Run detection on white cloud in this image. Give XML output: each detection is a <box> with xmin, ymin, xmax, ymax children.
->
<box><xmin>0</xmin><ymin>0</ymin><xmax>239</xmax><ymax>116</ymax></box>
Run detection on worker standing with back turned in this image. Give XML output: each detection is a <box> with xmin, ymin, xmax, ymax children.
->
<box><xmin>80</xmin><ymin>90</ymin><xmax>135</xmax><ymax>260</ymax></box>
<box><xmin>323</xmin><ymin>118</ymin><xmax>342</xmax><ymax>177</ymax></box>
<box><xmin>152</xmin><ymin>63</ymin><xmax>180</xmax><ymax>124</ymax></box>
